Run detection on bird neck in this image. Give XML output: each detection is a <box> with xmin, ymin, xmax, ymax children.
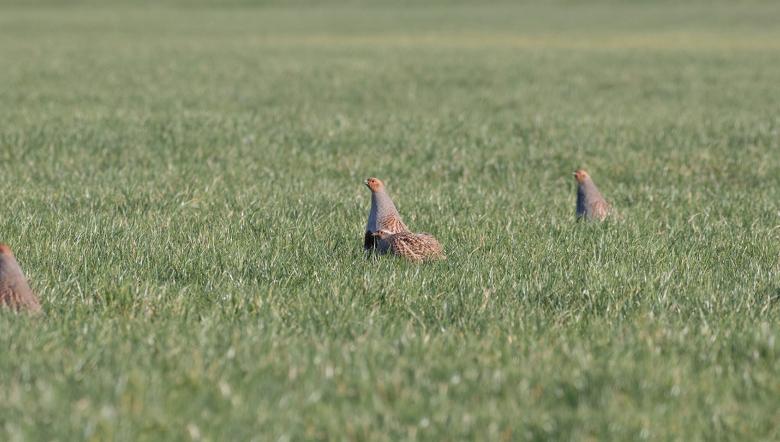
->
<box><xmin>371</xmin><ymin>190</ymin><xmax>398</xmax><ymax>218</ymax></box>
<box><xmin>579</xmin><ymin>179</ymin><xmax>602</xmax><ymax>201</ymax></box>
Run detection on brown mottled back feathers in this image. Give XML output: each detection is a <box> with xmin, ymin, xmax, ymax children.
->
<box><xmin>378</xmin><ymin>215</ymin><xmax>408</xmax><ymax>233</ymax></box>
<box><xmin>0</xmin><ymin>245</ymin><xmax>42</xmax><ymax>314</ymax></box>
<box><xmin>380</xmin><ymin>232</ymin><xmax>445</xmax><ymax>263</ymax></box>
<box><xmin>587</xmin><ymin>199</ymin><xmax>610</xmax><ymax>221</ymax></box>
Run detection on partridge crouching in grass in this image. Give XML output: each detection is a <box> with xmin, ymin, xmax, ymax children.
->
<box><xmin>364</xmin><ymin>177</ymin><xmax>409</xmax><ymax>254</ymax></box>
<box><xmin>0</xmin><ymin>244</ymin><xmax>42</xmax><ymax>314</ymax></box>
<box><xmin>372</xmin><ymin>230</ymin><xmax>445</xmax><ymax>263</ymax></box>
<box><xmin>574</xmin><ymin>169</ymin><xmax>611</xmax><ymax>222</ymax></box>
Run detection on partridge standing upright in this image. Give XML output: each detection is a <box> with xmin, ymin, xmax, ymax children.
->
<box><xmin>0</xmin><ymin>244</ymin><xmax>42</xmax><ymax>314</ymax></box>
<box><xmin>574</xmin><ymin>169</ymin><xmax>610</xmax><ymax>221</ymax></box>
<box><xmin>364</xmin><ymin>177</ymin><xmax>409</xmax><ymax>253</ymax></box>
<box><xmin>372</xmin><ymin>230</ymin><xmax>445</xmax><ymax>263</ymax></box>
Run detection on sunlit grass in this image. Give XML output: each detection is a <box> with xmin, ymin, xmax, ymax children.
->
<box><xmin>1</xmin><ymin>1</ymin><xmax>779</xmax><ymax>440</ymax></box>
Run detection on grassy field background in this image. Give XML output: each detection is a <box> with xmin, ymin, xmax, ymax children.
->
<box><xmin>1</xmin><ymin>1</ymin><xmax>780</xmax><ymax>440</ymax></box>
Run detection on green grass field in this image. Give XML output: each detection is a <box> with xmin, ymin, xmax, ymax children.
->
<box><xmin>2</xmin><ymin>1</ymin><xmax>780</xmax><ymax>440</ymax></box>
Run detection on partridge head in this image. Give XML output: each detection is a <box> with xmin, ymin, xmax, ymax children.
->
<box><xmin>372</xmin><ymin>229</ymin><xmax>395</xmax><ymax>241</ymax></box>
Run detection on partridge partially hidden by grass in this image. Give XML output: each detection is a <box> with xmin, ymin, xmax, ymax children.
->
<box><xmin>0</xmin><ymin>244</ymin><xmax>42</xmax><ymax>314</ymax></box>
<box><xmin>574</xmin><ymin>169</ymin><xmax>611</xmax><ymax>222</ymax></box>
<box><xmin>372</xmin><ymin>230</ymin><xmax>445</xmax><ymax>263</ymax></box>
<box><xmin>364</xmin><ymin>177</ymin><xmax>409</xmax><ymax>253</ymax></box>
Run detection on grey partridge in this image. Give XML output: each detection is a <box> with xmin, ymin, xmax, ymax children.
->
<box><xmin>574</xmin><ymin>169</ymin><xmax>610</xmax><ymax>222</ymax></box>
<box><xmin>364</xmin><ymin>177</ymin><xmax>409</xmax><ymax>253</ymax></box>
<box><xmin>0</xmin><ymin>244</ymin><xmax>42</xmax><ymax>314</ymax></box>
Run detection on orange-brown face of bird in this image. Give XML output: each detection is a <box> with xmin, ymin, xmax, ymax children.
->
<box><xmin>364</xmin><ymin>177</ymin><xmax>385</xmax><ymax>192</ymax></box>
<box><xmin>0</xmin><ymin>244</ymin><xmax>13</xmax><ymax>257</ymax></box>
<box><xmin>573</xmin><ymin>169</ymin><xmax>590</xmax><ymax>184</ymax></box>
<box><xmin>372</xmin><ymin>229</ymin><xmax>392</xmax><ymax>239</ymax></box>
